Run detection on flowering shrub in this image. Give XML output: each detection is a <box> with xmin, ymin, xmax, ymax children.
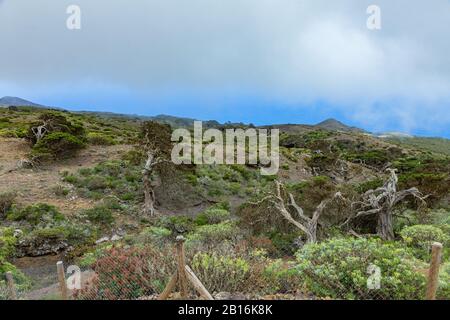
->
<box><xmin>295</xmin><ymin>237</ymin><xmax>426</xmax><ymax>299</ymax></box>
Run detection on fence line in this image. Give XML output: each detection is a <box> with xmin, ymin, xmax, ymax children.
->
<box><xmin>2</xmin><ymin>241</ymin><xmax>446</xmax><ymax>300</ymax></box>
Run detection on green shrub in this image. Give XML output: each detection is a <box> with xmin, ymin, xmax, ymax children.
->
<box><xmin>85</xmin><ymin>175</ymin><xmax>109</xmax><ymax>191</ymax></box>
<box><xmin>356</xmin><ymin>178</ymin><xmax>384</xmax><ymax>193</ymax></box>
<box><xmin>400</xmin><ymin>225</ymin><xmax>449</xmax><ymax>259</ymax></box>
<box><xmin>27</xmin><ymin>226</ymin><xmax>68</xmax><ymax>241</ymax></box>
<box><xmin>27</xmin><ymin>112</ymin><xmax>85</xmax><ymax>144</ymax></box>
<box><xmin>262</xmin><ymin>259</ymin><xmax>301</xmax><ymax>294</ymax></box>
<box><xmin>345</xmin><ymin>149</ymin><xmax>396</xmax><ymax>167</ymax></box>
<box><xmin>187</xmin><ymin>221</ymin><xmax>240</xmax><ymax>248</ymax></box>
<box><xmin>31</xmin><ymin>132</ymin><xmax>85</xmax><ymax>160</ymax></box>
<box><xmin>63</xmin><ymin>160</ymin><xmax>142</xmax><ymax>203</ymax></box>
<box><xmin>0</xmin><ymin>262</ymin><xmax>32</xmax><ymax>296</ymax></box>
<box><xmin>83</xmin><ymin>206</ymin><xmax>114</xmax><ymax>225</ymax></box>
<box><xmin>268</xmin><ymin>231</ymin><xmax>301</xmax><ymax>256</ymax></box>
<box><xmin>0</xmin><ymin>228</ymin><xmax>17</xmax><ymax>259</ymax></box>
<box><xmin>295</xmin><ymin>238</ymin><xmax>426</xmax><ymax>299</ymax></box>
<box><xmin>437</xmin><ymin>262</ymin><xmax>450</xmax><ymax>300</ymax></box>
<box><xmin>7</xmin><ymin>203</ymin><xmax>65</xmax><ymax>226</ymax></box>
<box><xmin>127</xmin><ymin>227</ymin><xmax>172</xmax><ymax>247</ymax></box>
<box><xmin>52</xmin><ymin>184</ymin><xmax>70</xmax><ymax>197</ymax></box>
<box><xmin>22</xmin><ymin>221</ymin><xmax>96</xmax><ymax>250</ymax></box>
<box><xmin>157</xmin><ymin>215</ymin><xmax>196</xmax><ymax>234</ymax></box>
<box><xmin>191</xmin><ymin>252</ymin><xmax>250</xmax><ymax>293</ymax></box>
<box><xmin>63</xmin><ymin>174</ymin><xmax>79</xmax><ymax>184</ymax></box>
<box><xmin>195</xmin><ymin>208</ymin><xmax>230</xmax><ymax>226</ymax></box>
<box><xmin>77</xmin><ymin>244</ymin><xmax>112</xmax><ymax>268</ymax></box>
<box><xmin>87</xmin><ymin>132</ymin><xmax>116</xmax><ymax>145</ymax></box>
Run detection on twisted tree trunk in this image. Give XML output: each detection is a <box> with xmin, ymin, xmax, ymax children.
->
<box><xmin>352</xmin><ymin>169</ymin><xmax>427</xmax><ymax>240</ymax></box>
<box><xmin>377</xmin><ymin>211</ymin><xmax>395</xmax><ymax>240</ymax></box>
<box><xmin>254</xmin><ymin>181</ymin><xmax>347</xmax><ymax>244</ymax></box>
<box><xmin>142</xmin><ymin>151</ymin><xmax>157</xmax><ymax>217</ymax></box>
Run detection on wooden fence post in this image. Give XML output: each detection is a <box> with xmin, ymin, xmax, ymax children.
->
<box><xmin>158</xmin><ymin>272</ymin><xmax>178</xmax><ymax>300</ymax></box>
<box><xmin>56</xmin><ymin>261</ymin><xmax>68</xmax><ymax>300</ymax></box>
<box><xmin>185</xmin><ymin>265</ymin><xmax>213</xmax><ymax>300</ymax></box>
<box><xmin>5</xmin><ymin>271</ymin><xmax>17</xmax><ymax>300</ymax></box>
<box><xmin>176</xmin><ymin>236</ymin><xmax>189</xmax><ymax>299</ymax></box>
<box><xmin>426</xmin><ymin>242</ymin><xmax>443</xmax><ymax>300</ymax></box>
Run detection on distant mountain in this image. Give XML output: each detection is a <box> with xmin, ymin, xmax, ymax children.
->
<box><xmin>78</xmin><ymin>111</ymin><xmax>221</xmax><ymax>129</ymax></box>
<box><xmin>0</xmin><ymin>96</ymin><xmax>44</xmax><ymax>107</ymax></box>
<box><xmin>315</xmin><ymin>118</ymin><xmax>366</xmax><ymax>133</ymax></box>
<box><xmin>151</xmin><ymin>114</ymin><xmax>221</xmax><ymax>129</ymax></box>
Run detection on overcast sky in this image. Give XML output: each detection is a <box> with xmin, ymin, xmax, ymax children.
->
<box><xmin>1</xmin><ymin>0</ymin><xmax>449</xmax><ymax>137</ymax></box>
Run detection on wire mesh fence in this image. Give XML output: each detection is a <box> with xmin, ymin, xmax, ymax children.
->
<box><xmin>0</xmin><ymin>240</ymin><xmax>447</xmax><ymax>300</ymax></box>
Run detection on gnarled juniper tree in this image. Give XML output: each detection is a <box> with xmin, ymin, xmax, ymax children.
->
<box><xmin>253</xmin><ymin>181</ymin><xmax>348</xmax><ymax>244</ymax></box>
<box><xmin>140</xmin><ymin>121</ymin><xmax>172</xmax><ymax>217</ymax></box>
<box><xmin>351</xmin><ymin>168</ymin><xmax>427</xmax><ymax>240</ymax></box>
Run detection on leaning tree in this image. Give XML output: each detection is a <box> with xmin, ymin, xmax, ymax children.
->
<box><xmin>350</xmin><ymin>168</ymin><xmax>427</xmax><ymax>240</ymax></box>
<box><xmin>253</xmin><ymin>181</ymin><xmax>348</xmax><ymax>244</ymax></box>
<box><xmin>140</xmin><ymin>121</ymin><xmax>172</xmax><ymax>217</ymax></box>
<box><xmin>27</xmin><ymin>112</ymin><xmax>84</xmax><ymax>145</ymax></box>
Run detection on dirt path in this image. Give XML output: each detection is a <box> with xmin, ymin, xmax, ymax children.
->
<box><xmin>0</xmin><ymin>138</ymin><xmax>131</xmax><ymax>215</ymax></box>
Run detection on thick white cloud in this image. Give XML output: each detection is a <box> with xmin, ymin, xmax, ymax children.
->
<box><xmin>0</xmin><ymin>0</ymin><xmax>449</xmax><ymax>134</ymax></box>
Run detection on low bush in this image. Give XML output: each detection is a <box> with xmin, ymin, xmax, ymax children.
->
<box><xmin>191</xmin><ymin>252</ymin><xmax>250</xmax><ymax>293</ymax></box>
<box><xmin>187</xmin><ymin>221</ymin><xmax>241</xmax><ymax>249</ymax></box>
<box><xmin>295</xmin><ymin>237</ymin><xmax>426</xmax><ymax>299</ymax></box>
<box><xmin>400</xmin><ymin>225</ymin><xmax>449</xmax><ymax>260</ymax></box>
<box><xmin>0</xmin><ymin>227</ymin><xmax>17</xmax><ymax>259</ymax></box>
<box><xmin>195</xmin><ymin>208</ymin><xmax>230</xmax><ymax>225</ymax></box>
<box><xmin>83</xmin><ymin>206</ymin><xmax>114</xmax><ymax>225</ymax></box>
<box><xmin>0</xmin><ymin>262</ymin><xmax>32</xmax><ymax>296</ymax></box>
<box><xmin>87</xmin><ymin>132</ymin><xmax>116</xmax><ymax>145</ymax></box>
<box><xmin>126</xmin><ymin>226</ymin><xmax>172</xmax><ymax>247</ymax></box>
<box><xmin>52</xmin><ymin>185</ymin><xmax>70</xmax><ymax>197</ymax></box>
<box><xmin>157</xmin><ymin>215</ymin><xmax>196</xmax><ymax>234</ymax></box>
<box><xmin>31</xmin><ymin>132</ymin><xmax>85</xmax><ymax>160</ymax></box>
<box><xmin>437</xmin><ymin>262</ymin><xmax>450</xmax><ymax>300</ymax></box>
<box><xmin>355</xmin><ymin>178</ymin><xmax>384</xmax><ymax>194</ymax></box>
<box><xmin>7</xmin><ymin>203</ymin><xmax>65</xmax><ymax>226</ymax></box>
<box><xmin>262</xmin><ymin>259</ymin><xmax>301</xmax><ymax>294</ymax></box>
<box><xmin>63</xmin><ymin>160</ymin><xmax>142</xmax><ymax>203</ymax></box>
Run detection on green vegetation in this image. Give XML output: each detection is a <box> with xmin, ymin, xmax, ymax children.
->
<box><xmin>295</xmin><ymin>238</ymin><xmax>427</xmax><ymax>299</ymax></box>
<box><xmin>0</xmin><ymin>106</ymin><xmax>449</xmax><ymax>300</ymax></box>
<box><xmin>31</xmin><ymin>132</ymin><xmax>85</xmax><ymax>160</ymax></box>
<box><xmin>192</xmin><ymin>252</ymin><xmax>250</xmax><ymax>293</ymax></box>
<box><xmin>63</xmin><ymin>160</ymin><xmax>142</xmax><ymax>202</ymax></box>
<box><xmin>87</xmin><ymin>132</ymin><xmax>117</xmax><ymax>145</ymax></box>
<box><xmin>400</xmin><ymin>225</ymin><xmax>449</xmax><ymax>259</ymax></box>
<box><xmin>388</xmin><ymin>136</ymin><xmax>450</xmax><ymax>156</ymax></box>
<box><xmin>7</xmin><ymin>203</ymin><xmax>64</xmax><ymax>226</ymax></box>
<box><xmin>82</xmin><ymin>206</ymin><xmax>115</xmax><ymax>225</ymax></box>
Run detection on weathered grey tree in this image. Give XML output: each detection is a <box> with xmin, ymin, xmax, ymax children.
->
<box><xmin>351</xmin><ymin>168</ymin><xmax>427</xmax><ymax>240</ymax></box>
<box><xmin>31</xmin><ymin>120</ymin><xmax>49</xmax><ymax>142</ymax></box>
<box><xmin>254</xmin><ymin>181</ymin><xmax>348</xmax><ymax>244</ymax></box>
<box><xmin>140</xmin><ymin>121</ymin><xmax>172</xmax><ymax>217</ymax></box>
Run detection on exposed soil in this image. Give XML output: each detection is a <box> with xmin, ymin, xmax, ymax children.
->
<box><xmin>0</xmin><ymin>138</ymin><xmax>132</xmax><ymax>215</ymax></box>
